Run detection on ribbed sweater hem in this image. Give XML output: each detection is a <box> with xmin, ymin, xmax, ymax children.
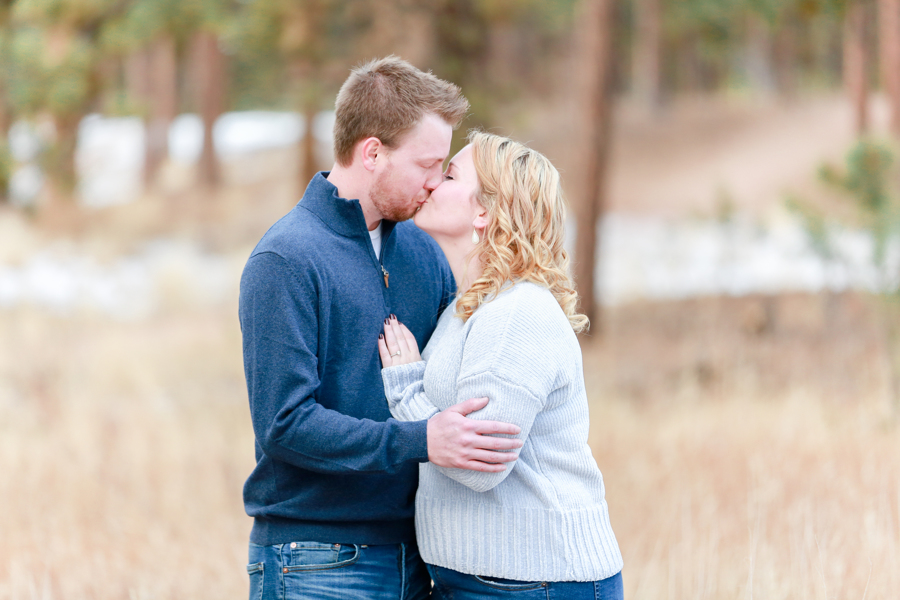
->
<box><xmin>415</xmin><ymin>493</ymin><xmax>624</xmax><ymax>582</ymax></box>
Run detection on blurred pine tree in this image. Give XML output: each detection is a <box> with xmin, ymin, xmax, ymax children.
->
<box><xmin>791</xmin><ymin>139</ymin><xmax>900</xmax><ymax>413</ymax></box>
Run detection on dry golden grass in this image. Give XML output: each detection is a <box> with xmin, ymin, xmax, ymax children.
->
<box><xmin>0</xmin><ymin>305</ymin><xmax>253</xmax><ymax>599</ymax></box>
<box><xmin>1</xmin><ymin>293</ymin><xmax>898</xmax><ymax>599</ymax></box>
<box><xmin>584</xmin><ymin>294</ymin><xmax>900</xmax><ymax>599</ymax></box>
<box><xmin>592</xmin><ymin>396</ymin><xmax>899</xmax><ymax>599</ymax></box>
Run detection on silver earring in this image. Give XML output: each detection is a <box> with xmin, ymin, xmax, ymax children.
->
<box><xmin>472</xmin><ymin>229</ymin><xmax>480</xmax><ymax>244</ymax></box>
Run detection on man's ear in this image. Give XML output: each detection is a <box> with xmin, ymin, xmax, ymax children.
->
<box><xmin>359</xmin><ymin>137</ymin><xmax>382</xmax><ymax>172</ymax></box>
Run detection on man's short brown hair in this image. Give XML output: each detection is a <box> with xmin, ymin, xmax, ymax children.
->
<box><xmin>333</xmin><ymin>56</ymin><xmax>469</xmax><ymax>167</ymax></box>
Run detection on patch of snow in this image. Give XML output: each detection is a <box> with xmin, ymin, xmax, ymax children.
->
<box><xmin>8</xmin><ymin>164</ymin><xmax>44</xmax><ymax>207</ymax></box>
<box><xmin>76</xmin><ymin>115</ymin><xmax>146</xmax><ymax>207</ymax></box>
<box><xmin>214</xmin><ymin>111</ymin><xmax>305</xmax><ymax>157</ymax></box>
<box><xmin>168</xmin><ymin>114</ymin><xmax>205</xmax><ymax>163</ymax></box>
<box><xmin>597</xmin><ymin>213</ymin><xmax>896</xmax><ymax>305</ymax></box>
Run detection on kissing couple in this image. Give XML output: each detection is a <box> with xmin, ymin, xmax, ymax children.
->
<box><xmin>239</xmin><ymin>56</ymin><xmax>624</xmax><ymax>600</ymax></box>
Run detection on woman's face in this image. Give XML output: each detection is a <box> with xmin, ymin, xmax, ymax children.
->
<box><xmin>413</xmin><ymin>144</ymin><xmax>483</xmax><ymax>243</ymax></box>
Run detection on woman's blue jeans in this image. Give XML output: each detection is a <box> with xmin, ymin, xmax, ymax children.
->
<box><xmin>247</xmin><ymin>541</ymin><xmax>430</xmax><ymax>600</ymax></box>
<box><xmin>428</xmin><ymin>564</ymin><xmax>624</xmax><ymax>600</ymax></box>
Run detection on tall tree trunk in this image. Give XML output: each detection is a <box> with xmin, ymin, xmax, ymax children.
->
<box><xmin>40</xmin><ymin>26</ymin><xmax>82</xmax><ymax>208</ymax></box>
<box><xmin>289</xmin><ymin>56</ymin><xmax>323</xmax><ymax>193</ymax></box>
<box><xmin>846</xmin><ymin>4</ymin><xmax>870</xmax><ymax>133</ymax></box>
<box><xmin>300</xmin><ymin>107</ymin><xmax>318</xmax><ymax>193</ymax></box>
<box><xmin>193</xmin><ymin>31</ymin><xmax>226</xmax><ymax>188</ymax></box>
<box><xmin>573</xmin><ymin>0</ymin><xmax>616</xmax><ymax>333</ymax></box>
<box><xmin>845</xmin><ymin>1</ymin><xmax>871</xmax><ymax>134</ymax></box>
<box><xmin>744</xmin><ymin>16</ymin><xmax>776</xmax><ymax>96</ymax></box>
<box><xmin>366</xmin><ymin>0</ymin><xmax>430</xmax><ymax>64</ymax></box>
<box><xmin>880</xmin><ymin>0</ymin><xmax>900</xmax><ymax>138</ymax></box>
<box><xmin>632</xmin><ymin>0</ymin><xmax>662</xmax><ymax>111</ymax></box>
<box><xmin>0</xmin><ymin>17</ymin><xmax>7</xmax><ymax>143</ymax></box>
<box><xmin>773</xmin><ymin>19</ymin><xmax>797</xmax><ymax>99</ymax></box>
<box><xmin>0</xmin><ymin>69</ymin><xmax>8</xmax><ymax>142</ymax></box>
<box><xmin>125</xmin><ymin>47</ymin><xmax>151</xmax><ymax>106</ymax></box>
<box><xmin>0</xmin><ymin>79</ymin><xmax>9</xmax><ymax>202</ymax></box>
<box><xmin>145</xmin><ymin>36</ymin><xmax>178</xmax><ymax>187</ymax></box>
<box><xmin>125</xmin><ymin>48</ymin><xmax>152</xmax><ymax>185</ymax></box>
<box><xmin>676</xmin><ymin>33</ymin><xmax>704</xmax><ymax>92</ymax></box>
<box><xmin>38</xmin><ymin>113</ymin><xmax>82</xmax><ymax>228</ymax></box>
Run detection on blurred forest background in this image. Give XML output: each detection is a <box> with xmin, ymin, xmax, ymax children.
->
<box><xmin>3</xmin><ymin>0</ymin><xmax>900</xmax><ymax>598</ymax></box>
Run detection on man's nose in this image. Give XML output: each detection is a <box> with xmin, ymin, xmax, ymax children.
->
<box><xmin>424</xmin><ymin>167</ymin><xmax>443</xmax><ymax>191</ymax></box>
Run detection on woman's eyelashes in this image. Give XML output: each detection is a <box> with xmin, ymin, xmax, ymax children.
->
<box><xmin>442</xmin><ymin>174</ymin><xmax>454</xmax><ymax>181</ymax></box>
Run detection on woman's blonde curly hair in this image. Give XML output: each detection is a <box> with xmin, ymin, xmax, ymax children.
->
<box><xmin>455</xmin><ymin>130</ymin><xmax>589</xmax><ymax>333</ymax></box>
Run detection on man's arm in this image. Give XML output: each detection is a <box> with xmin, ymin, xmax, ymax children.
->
<box><xmin>432</xmin><ymin>375</ymin><xmax>540</xmax><ymax>491</ymax></box>
<box><xmin>427</xmin><ymin>396</ymin><xmax>523</xmax><ymax>472</ymax></box>
<box><xmin>241</xmin><ymin>251</ymin><xmax>427</xmax><ymax>474</ymax></box>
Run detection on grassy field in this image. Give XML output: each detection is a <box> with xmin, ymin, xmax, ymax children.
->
<box><xmin>0</xmin><ymin>306</ymin><xmax>251</xmax><ymax>599</ymax></box>
<box><xmin>593</xmin><ymin>390</ymin><xmax>900</xmax><ymax>599</ymax></box>
<box><xmin>1</xmin><ymin>292</ymin><xmax>898</xmax><ymax>599</ymax></box>
<box><xmin>1</xmin><ymin>92</ymin><xmax>897</xmax><ymax>599</ymax></box>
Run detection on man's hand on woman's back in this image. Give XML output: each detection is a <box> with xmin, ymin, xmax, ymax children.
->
<box><xmin>427</xmin><ymin>397</ymin><xmax>523</xmax><ymax>472</ymax></box>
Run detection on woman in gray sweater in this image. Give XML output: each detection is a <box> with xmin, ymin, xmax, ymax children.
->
<box><xmin>378</xmin><ymin>131</ymin><xmax>623</xmax><ymax>599</ymax></box>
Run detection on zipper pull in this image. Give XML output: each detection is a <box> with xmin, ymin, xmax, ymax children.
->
<box><xmin>381</xmin><ymin>265</ymin><xmax>389</xmax><ymax>288</ymax></box>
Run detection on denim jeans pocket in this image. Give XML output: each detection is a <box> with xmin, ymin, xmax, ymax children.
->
<box><xmin>246</xmin><ymin>562</ymin><xmax>264</xmax><ymax>600</ymax></box>
<box><xmin>285</xmin><ymin>542</ymin><xmax>361</xmax><ymax>572</ymax></box>
<box><xmin>472</xmin><ymin>574</ymin><xmax>547</xmax><ymax>592</ymax></box>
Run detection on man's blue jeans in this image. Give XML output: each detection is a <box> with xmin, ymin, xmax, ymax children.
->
<box><xmin>428</xmin><ymin>565</ymin><xmax>624</xmax><ymax>600</ymax></box>
<box><xmin>247</xmin><ymin>541</ymin><xmax>430</xmax><ymax>600</ymax></box>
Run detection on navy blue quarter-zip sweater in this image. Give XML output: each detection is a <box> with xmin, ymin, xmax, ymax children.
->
<box><xmin>239</xmin><ymin>173</ymin><xmax>455</xmax><ymax>545</ymax></box>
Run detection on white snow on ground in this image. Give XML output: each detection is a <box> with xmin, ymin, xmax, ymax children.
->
<box><xmin>213</xmin><ymin>111</ymin><xmax>305</xmax><ymax>157</ymax></box>
<box><xmin>76</xmin><ymin>115</ymin><xmax>146</xmax><ymax>208</ymax></box>
<box><xmin>597</xmin><ymin>213</ymin><xmax>898</xmax><ymax>305</ymax></box>
<box><xmin>0</xmin><ymin>241</ymin><xmax>237</xmax><ymax>319</ymax></box>
<box><xmin>0</xmin><ymin>213</ymin><xmax>896</xmax><ymax>318</ymax></box>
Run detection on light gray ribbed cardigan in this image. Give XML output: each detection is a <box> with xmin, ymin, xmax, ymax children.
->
<box><xmin>381</xmin><ymin>281</ymin><xmax>623</xmax><ymax>582</ymax></box>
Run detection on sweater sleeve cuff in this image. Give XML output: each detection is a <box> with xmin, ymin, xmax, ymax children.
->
<box><xmin>393</xmin><ymin>418</ymin><xmax>429</xmax><ymax>462</ymax></box>
<box><xmin>381</xmin><ymin>361</ymin><xmax>427</xmax><ymax>401</ymax></box>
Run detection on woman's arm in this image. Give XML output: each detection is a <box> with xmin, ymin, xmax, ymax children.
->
<box><xmin>381</xmin><ymin>361</ymin><xmax>439</xmax><ymax>421</ymax></box>
<box><xmin>432</xmin><ymin>288</ymin><xmax>567</xmax><ymax>492</ymax></box>
<box><xmin>379</xmin><ymin>292</ymin><xmax>562</xmax><ymax>487</ymax></box>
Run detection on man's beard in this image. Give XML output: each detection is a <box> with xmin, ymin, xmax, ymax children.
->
<box><xmin>370</xmin><ymin>163</ymin><xmax>422</xmax><ymax>222</ymax></box>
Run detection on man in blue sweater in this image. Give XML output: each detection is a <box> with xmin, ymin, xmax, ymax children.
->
<box><xmin>239</xmin><ymin>57</ymin><xmax>524</xmax><ymax>600</ymax></box>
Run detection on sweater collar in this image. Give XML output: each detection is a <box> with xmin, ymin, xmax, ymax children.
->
<box><xmin>300</xmin><ymin>171</ymin><xmax>398</xmax><ymax>240</ymax></box>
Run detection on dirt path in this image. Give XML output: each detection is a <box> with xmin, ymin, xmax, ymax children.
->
<box><xmin>524</xmin><ymin>92</ymin><xmax>891</xmax><ymax>219</ymax></box>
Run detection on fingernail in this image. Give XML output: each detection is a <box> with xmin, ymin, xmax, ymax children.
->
<box><xmin>384</xmin><ymin>318</ymin><xmax>390</xmax><ymax>325</ymax></box>
<box><xmin>379</xmin><ymin>334</ymin><xmax>384</xmax><ymax>340</ymax></box>
<box><xmin>390</xmin><ymin>314</ymin><xmax>397</xmax><ymax>320</ymax></box>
